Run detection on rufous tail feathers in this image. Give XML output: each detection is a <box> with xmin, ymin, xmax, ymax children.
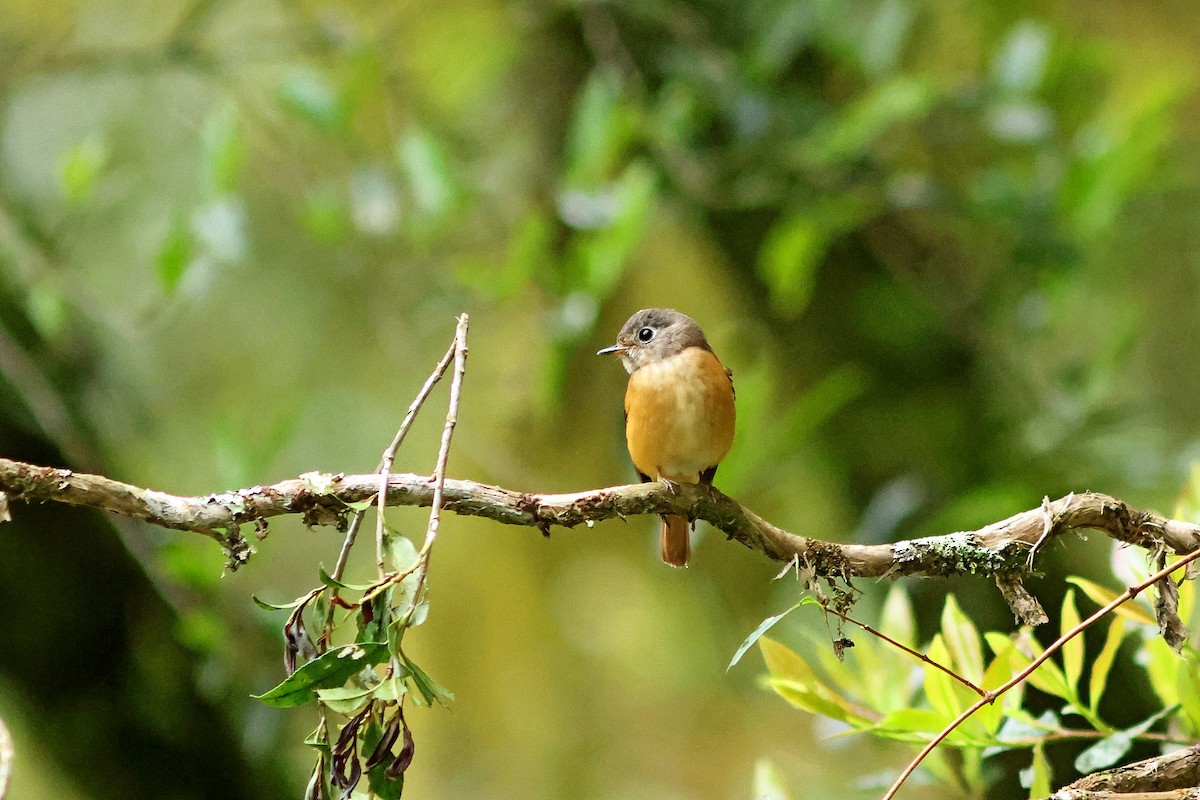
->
<box><xmin>660</xmin><ymin>514</ymin><xmax>691</xmax><ymax>568</ymax></box>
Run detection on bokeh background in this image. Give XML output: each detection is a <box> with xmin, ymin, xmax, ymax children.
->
<box><xmin>2</xmin><ymin>0</ymin><xmax>1200</xmax><ymax>798</ymax></box>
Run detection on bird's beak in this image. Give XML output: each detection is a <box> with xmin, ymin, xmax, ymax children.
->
<box><xmin>596</xmin><ymin>343</ymin><xmax>629</xmax><ymax>356</ymax></box>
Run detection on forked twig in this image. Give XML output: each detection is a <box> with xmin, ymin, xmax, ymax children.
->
<box><xmin>400</xmin><ymin>314</ymin><xmax>469</xmax><ymax>623</ymax></box>
<box><xmin>881</xmin><ymin>547</ymin><xmax>1200</xmax><ymax>800</ymax></box>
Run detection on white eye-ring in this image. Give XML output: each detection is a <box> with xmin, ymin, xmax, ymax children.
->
<box><xmin>637</xmin><ymin>326</ymin><xmax>655</xmax><ymax>342</ymax></box>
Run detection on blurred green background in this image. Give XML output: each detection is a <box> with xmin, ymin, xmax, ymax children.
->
<box><xmin>2</xmin><ymin>0</ymin><xmax>1200</xmax><ymax>797</ymax></box>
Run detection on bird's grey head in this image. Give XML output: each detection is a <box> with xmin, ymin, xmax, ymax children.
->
<box><xmin>596</xmin><ymin>308</ymin><xmax>711</xmax><ymax>374</ymax></box>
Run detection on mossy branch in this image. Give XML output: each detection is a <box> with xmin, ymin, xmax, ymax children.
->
<box><xmin>2</xmin><ymin>457</ymin><xmax>1198</xmax><ymax>587</ymax></box>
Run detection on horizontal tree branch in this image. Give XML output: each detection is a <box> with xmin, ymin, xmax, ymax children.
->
<box><xmin>2</xmin><ymin>457</ymin><xmax>1199</xmax><ymax>583</ymax></box>
<box><xmin>1037</xmin><ymin>744</ymin><xmax>1200</xmax><ymax>799</ymax></box>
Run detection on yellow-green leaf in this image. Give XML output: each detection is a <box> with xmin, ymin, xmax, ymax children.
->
<box><xmin>1061</xmin><ymin>589</ymin><xmax>1084</xmax><ymax>696</ymax></box>
<box><xmin>1023</xmin><ymin>743</ymin><xmax>1052</xmax><ymax>798</ymax></box>
<box><xmin>941</xmin><ymin>594</ymin><xmax>985</xmax><ymax>685</ymax></box>
<box><xmin>1088</xmin><ymin>616</ymin><xmax>1127</xmax><ymax>714</ymax></box>
<box><xmin>1066</xmin><ymin>576</ymin><xmax>1155</xmax><ymax>626</ymax></box>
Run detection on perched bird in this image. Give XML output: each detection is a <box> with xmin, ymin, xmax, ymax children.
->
<box><xmin>597</xmin><ymin>308</ymin><xmax>735</xmax><ymax>567</ymax></box>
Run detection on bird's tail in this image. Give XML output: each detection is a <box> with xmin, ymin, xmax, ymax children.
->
<box><xmin>660</xmin><ymin>515</ymin><xmax>691</xmax><ymax>568</ymax></box>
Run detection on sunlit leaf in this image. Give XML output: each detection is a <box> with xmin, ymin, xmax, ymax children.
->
<box><xmin>801</xmin><ymin>76</ymin><xmax>937</xmax><ymax>165</ymax></box>
<box><xmin>991</xmin><ymin>20</ymin><xmax>1050</xmax><ymax>93</ymax></box>
<box><xmin>58</xmin><ymin>134</ymin><xmax>108</xmax><ymax>204</ymax></box>
<box><xmin>301</xmin><ymin>186</ymin><xmax>349</xmax><ymax>244</ymax></box>
<box><xmin>1021</xmin><ymin>743</ymin><xmax>1052</xmax><ymax>798</ymax></box>
<box><xmin>759</xmin><ymin>637</ymin><xmax>864</xmax><ymax>723</ymax></box>
<box><xmin>1061</xmin><ymin>589</ymin><xmax>1084</xmax><ymax>696</ymax></box>
<box><xmin>398</xmin><ymin>128</ymin><xmax>456</xmax><ymax>218</ymax></box>
<box><xmin>280</xmin><ymin>68</ymin><xmax>344</xmax><ymax>131</ymax></box>
<box><xmin>253</xmin><ymin>642</ymin><xmax>388</xmax><ymax>707</ymax></box>
<box><xmin>874</xmin><ymin>708</ymin><xmax>953</xmax><ymax>739</ymax></box>
<box><xmin>1176</xmin><ymin>654</ymin><xmax>1200</xmax><ymax>735</ymax></box>
<box><xmin>1088</xmin><ymin>616</ymin><xmax>1127</xmax><ymax>714</ymax></box>
<box><xmin>1066</xmin><ymin>576</ymin><xmax>1155</xmax><ymax>626</ymax></box>
<box><xmin>941</xmin><ymin>594</ymin><xmax>985</xmax><ymax>685</ymax></box>
<box><xmin>200</xmin><ymin>100</ymin><xmax>245</xmax><ymax>196</ymax></box>
<box><xmin>880</xmin><ymin>583</ymin><xmax>916</xmax><ymax>650</ymax></box>
<box><xmin>1011</xmin><ymin>633</ymin><xmax>1073</xmax><ymax>702</ymax></box>
<box><xmin>752</xmin><ymin>758</ymin><xmax>792</xmax><ymax>800</ymax></box>
<box><xmin>156</xmin><ymin>217</ymin><xmax>195</xmax><ymax>294</ymax></box>
<box><xmin>921</xmin><ymin>635</ymin><xmax>969</xmax><ymax>720</ymax></box>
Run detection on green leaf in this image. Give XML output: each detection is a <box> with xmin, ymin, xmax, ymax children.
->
<box><xmin>200</xmin><ymin>100</ymin><xmax>245</xmax><ymax>196</ymax></box>
<box><xmin>254</xmin><ymin>593</ymin><xmax>309</xmax><ymax>611</ymax></box>
<box><xmin>316</xmin><ymin>684</ymin><xmax>376</xmax><ymax>715</ymax></box>
<box><xmin>301</xmin><ymin>186</ymin><xmax>350</xmax><ymax>244</ymax></box>
<box><xmin>978</xmin><ymin>635</ymin><xmax>1020</xmax><ymax>735</ymax></box>
<box><xmin>154</xmin><ymin>217</ymin><xmax>192</xmax><ymax>296</ymax></box>
<box><xmin>758</xmin><ymin>198</ymin><xmax>869</xmax><ymax>318</ymax></box>
<box><xmin>1175</xmin><ymin>654</ymin><xmax>1200</xmax><ymax>735</ymax></box>
<box><xmin>319</xmin><ymin>564</ymin><xmax>374</xmax><ymax>592</ymax></box>
<box><xmin>1010</xmin><ymin>632</ymin><xmax>1073</xmax><ymax>702</ymax></box>
<box><xmin>1061</xmin><ymin>589</ymin><xmax>1084</xmax><ymax>697</ymax></box>
<box><xmin>374</xmin><ymin>673</ymin><xmax>407</xmax><ymax>704</ymax></box>
<box><xmin>402</xmin><ymin>655</ymin><xmax>453</xmax><ymax>707</ymax></box>
<box><xmin>1088</xmin><ymin>616</ymin><xmax>1127</xmax><ymax>714</ymax></box>
<box><xmin>922</xmin><ymin>635</ymin><xmax>962</xmax><ymax>718</ymax></box>
<box><xmin>564</xmin><ymin>69</ymin><xmax>631</xmax><ymax>185</ymax></box>
<box><xmin>802</xmin><ymin>76</ymin><xmax>937</xmax><ymax>166</ymax></box>
<box><xmin>728</xmin><ymin>600</ymin><xmax>806</xmax><ymax>671</ymax></box>
<box><xmin>766</xmin><ymin>678</ymin><xmax>852</xmax><ymax>723</ymax></box>
<box><xmin>758</xmin><ymin>637</ymin><xmax>865</xmax><ymax>723</ymax></box>
<box><xmin>941</xmin><ymin>594</ymin><xmax>985</xmax><ymax>685</ymax></box>
<box><xmin>1066</xmin><ymin>576</ymin><xmax>1155</xmax><ymax>626</ymax></box>
<box><xmin>991</xmin><ymin>20</ymin><xmax>1050</xmax><ymax>94</ymax></box>
<box><xmin>279</xmin><ymin>68</ymin><xmax>344</xmax><ymax>132</ymax></box>
<box><xmin>1021</xmin><ymin>743</ymin><xmax>1052</xmax><ymax>798</ymax></box>
<box><xmin>397</xmin><ymin>128</ymin><xmax>456</xmax><ymax>218</ymax></box>
<box><xmin>1073</xmin><ymin>706</ymin><xmax>1173</xmax><ymax>774</ymax></box>
<box><xmin>752</xmin><ymin>758</ymin><xmax>791</xmax><ymax>800</ymax></box>
<box><xmin>59</xmin><ymin>134</ymin><xmax>108</xmax><ymax>203</ymax></box>
<box><xmin>874</xmin><ymin>708</ymin><xmax>954</xmax><ymax>739</ymax></box>
<box><xmin>1074</xmin><ymin>730</ymin><xmax>1132</xmax><ymax>775</ymax></box>
<box><xmin>880</xmin><ymin>584</ymin><xmax>916</xmax><ymax>650</ymax></box>
<box><xmin>253</xmin><ymin>642</ymin><xmax>388</xmax><ymax>707</ymax></box>
<box><xmin>367</xmin><ymin>763</ymin><xmax>404</xmax><ymax>800</ymax></box>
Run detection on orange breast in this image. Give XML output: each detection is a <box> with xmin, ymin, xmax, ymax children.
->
<box><xmin>624</xmin><ymin>347</ymin><xmax>735</xmax><ymax>482</ymax></box>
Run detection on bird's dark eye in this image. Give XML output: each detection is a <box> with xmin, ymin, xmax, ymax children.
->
<box><xmin>637</xmin><ymin>326</ymin><xmax>655</xmax><ymax>342</ymax></box>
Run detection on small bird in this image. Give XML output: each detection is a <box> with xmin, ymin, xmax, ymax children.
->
<box><xmin>597</xmin><ymin>308</ymin><xmax>735</xmax><ymax>567</ymax></box>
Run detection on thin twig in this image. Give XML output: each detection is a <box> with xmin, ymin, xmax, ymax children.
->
<box><xmin>881</xmin><ymin>547</ymin><xmax>1200</xmax><ymax>800</ymax></box>
<box><xmin>818</xmin><ymin>601</ymin><xmax>985</xmax><ymax>696</ymax></box>
<box><xmin>401</xmin><ymin>314</ymin><xmax>469</xmax><ymax>624</ymax></box>
<box><xmin>369</xmin><ymin>335</ymin><xmax>459</xmax><ymax>579</ymax></box>
<box><xmin>322</xmin><ymin>325</ymin><xmax>459</xmax><ymax>647</ymax></box>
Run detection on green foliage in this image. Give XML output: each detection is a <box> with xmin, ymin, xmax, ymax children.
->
<box><xmin>751</xmin><ymin>579</ymin><xmax>1193</xmax><ymax>797</ymax></box>
<box><xmin>253</xmin><ymin>533</ymin><xmax>451</xmax><ymax>798</ymax></box>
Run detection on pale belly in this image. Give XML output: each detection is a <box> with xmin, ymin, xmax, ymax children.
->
<box><xmin>624</xmin><ymin>348</ymin><xmax>735</xmax><ymax>482</ymax></box>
